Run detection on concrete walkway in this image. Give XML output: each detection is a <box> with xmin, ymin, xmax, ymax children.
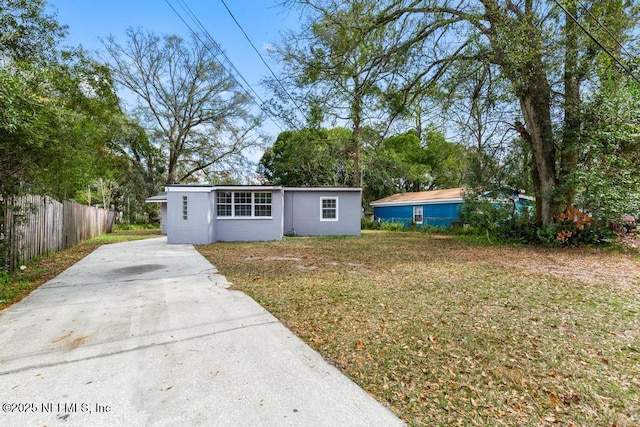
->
<box><xmin>0</xmin><ymin>237</ymin><xmax>403</xmax><ymax>427</ymax></box>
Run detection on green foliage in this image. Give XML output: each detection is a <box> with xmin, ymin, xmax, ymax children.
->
<box><xmin>0</xmin><ymin>0</ymin><xmax>67</xmax><ymax>63</ymax></box>
<box><xmin>458</xmin><ymin>197</ymin><xmax>513</xmax><ymax>238</ymax></box>
<box><xmin>361</xmin><ymin>217</ymin><xmax>378</xmax><ymax>230</ymax></box>
<box><xmin>575</xmin><ymin>79</ymin><xmax>640</xmax><ymax>225</ymax></box>
<box><xmin>259</xmin><ymin>127</ymin><xmax>351</xmax><ymax>186</ymax></box>
<box><xmin>534</xmin><ymin>223</ymin><xmax>616</xmax><ymax>248</ymax></box>
<box><xmin>380</xmin><ymin>221</ymin><xmax>406</xmax><ymax>232</ymax></box>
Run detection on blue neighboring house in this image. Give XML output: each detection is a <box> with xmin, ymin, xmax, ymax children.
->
<box><xmin>370</xmin><ymin>187</ymin><xmax>533</xmax><ymax>228</ymax></box>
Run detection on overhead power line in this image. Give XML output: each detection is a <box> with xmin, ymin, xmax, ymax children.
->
<box><xmin>218</xmin><ymin>0</ymin><xmax>307</xmax><ymax>120</ymax></box>
<box><xmin>576</xmin><ymin>0</ymin><xmax>635</xmax><ymax>60</ymax></box>
<box><xmin>164</xmin><ymin>0</ymin><xmax>289</xmax><ymax>132</ymax></box>
<box><xmin>553</xmin><ymin>0</ymin><xmax>640</xmax><ymax>85</ymax></box>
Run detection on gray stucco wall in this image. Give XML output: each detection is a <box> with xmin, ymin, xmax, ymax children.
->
<box><xmin>284</xmin><ymin>189</ymin><xmax>362</xmax><ymax>236</ymax></box>
<box><xmin>165</xmin><ymin>191</ymin><xmax>214</xmax><ymax>244</ymax></box>
<box><xmin>214</xmin><ymin>189</ymin><xmax>284</xmax><ymax>242</ymax></box>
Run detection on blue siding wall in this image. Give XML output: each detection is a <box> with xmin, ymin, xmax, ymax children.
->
<box><xmin>374</xmin><ymin>202</ymin><xmax>462</xmax><ymax>228</ymax></box>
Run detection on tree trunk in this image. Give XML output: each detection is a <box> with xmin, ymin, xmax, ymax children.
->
<box><xmin>517</xmin><ymin>71</ymin><xmax>557</xmax><ymax>225</ymax></box>
<box><xmin>351</xmin><ymin>78</ymin><xmax>362</xmax><ymax>188</ymax></box>
<box><xmin>560</xmin><ymin>3</ymin><xmax>580</xmax><ymax>207</ymax></box>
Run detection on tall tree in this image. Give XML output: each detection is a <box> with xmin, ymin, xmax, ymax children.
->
<box><xmin>370</xmin><ymin>0</ymin><xmax>639</xmax><ymax>225</ymax></box>
<box><xmin>272</xmin><ymin>1</ymin><xmax>412</xmax><ymax>186</ymax></box>
<box><xmin>102</xmin><ymin>28</ymin><xmax>262</xmax><ymax>185</ymax></box>
<box><xmin>0</xmin><ymin>0</ymin><xmax>66</xmax><ymax>64</ymax></box>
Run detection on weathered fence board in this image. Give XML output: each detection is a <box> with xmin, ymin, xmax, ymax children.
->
<box><xmin>1</xmin><ymin>195</ymin><xmax>115</xmax><ymax>271</ymax></box>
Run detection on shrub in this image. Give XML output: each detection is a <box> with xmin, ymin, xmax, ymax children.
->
<box><xmin>361</xmin><ymin>217</ymin><xmax>379</xmax><ymax>230</ymax></box>
<box><xmin>380</xmin><ymin>221</ymin><xmax>406</xmax><ymax>232</ymax></box>
<box><xmin>458</xmin><ymin>198</ymin><xmax>513</xmax><ymax>240</ymax></box>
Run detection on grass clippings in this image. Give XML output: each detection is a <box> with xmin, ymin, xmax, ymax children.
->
<box><xmin>197</xmin><ymin>231</ymin><xmax>640</xmax><ymax>426</ymax></box>
<box><xmin>0</xmin><ymin>228</ymin><xmax>162</xmax><ymax>310</ymax></box>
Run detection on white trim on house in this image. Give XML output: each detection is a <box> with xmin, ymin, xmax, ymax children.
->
<box><xmin>285</xmin><ymin>187</ymin><xmax>362</xmax><ymax>193</ymax></box>
<box><xmin>371</xmin><ymin>197</ymin><xmax>465</xmax><ymax>207</ymax></box>
<box><xmin>165</xmin><ymin>185</ymin><xmax>214</xmax><ymax>193</ymax></box>
<box><xmin>320</xmin><ymin>197</ymin><xmax>339</xmax><ymax>221</ymax></box>
<box><xmin>214</xmin><ymin>185</ymin><xmax>283</xmax><ymax>191</ymax></box>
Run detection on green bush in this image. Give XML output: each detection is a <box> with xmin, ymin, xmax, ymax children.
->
<box><xmin>535</xmin><ymin>222</ymin><xmax>616</xmax><ymax>247</ymax></box>
<box><xmin>361</xmin><ymin>217</ymin><xmax>379</xmax><ymax>230</ymax></box>
<box><xmin>458</xmin><ymin>198</ymin><xmax>513</xmax><ymax>240</ymax></box>
<box><xmin>380</xmin><ymin>221</ymin><xmax>407</xmax><ymax>232</ymax></box>
<box><xmin>498</xmin><ymin>219</ymin><xmax>539</xmax><ymax>244</ymax></box>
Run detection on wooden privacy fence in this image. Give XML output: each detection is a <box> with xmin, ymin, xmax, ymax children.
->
<box><xmin>1</xmin><ymin>195</ymin><xmax>115</xmax><ymax>272</ymax></box>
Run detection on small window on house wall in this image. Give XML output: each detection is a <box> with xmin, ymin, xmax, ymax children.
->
<box><xmin>321</xmin><ymin>197</ymin><xmax>338</xmax><ymax>221</ymax></box>
<box><xmin>182</xmin><ymin>196</ymin><xmax>188</xmax><ymax>220</ymax></box>
<box><xmin>413</xmin><ymin>206</ymin><xmax>423</xmax><ymax>224</ymax></box>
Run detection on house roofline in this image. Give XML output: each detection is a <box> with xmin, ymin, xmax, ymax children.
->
<box><xmin>284</xmin><ymin>187</ymin><xmax>362</xmax><ymax>193</ymax></box>
<box><xmin>371</xmin><ymin>197</ymin><xmax>464</xmax><ymax>207</ymax></box>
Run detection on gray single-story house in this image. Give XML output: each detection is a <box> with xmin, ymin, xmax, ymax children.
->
<box><xmin>146</xmin><ymin>185</ymin><xmax>362</xmax><ymax>244</ymax></box>
<box><xmin>370</xmin><ymin>187</ymin><xmax>533</xmax><ymax>228</ymax></box>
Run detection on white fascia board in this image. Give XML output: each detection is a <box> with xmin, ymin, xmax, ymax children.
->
<box><xmin>285</xmin><ymin>187</ymin><xmax>362</xmax><ymax>193</ymax></box>
<box><xmin>214</xmin><ymin>185</ymin><xmax>283</xmax><ymax>191</ymax></box>
<box><xmin>370</xmin><ymin>197</ymin><xmax>464</xmax><ymax>207</ymax></box>
<box><xmin>165</xmin><ymin>186</ymin><xmax>214</xmax><ymax>193</ymax></box>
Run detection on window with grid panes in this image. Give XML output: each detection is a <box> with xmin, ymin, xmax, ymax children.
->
<box><xmin>216</xmin><ymin>192</ymin><xmax>232</xmax><ymax>217</ymax></box>
<box><xmin>234</xmin><ymin>192</ymin><xmax>253</xmax><ymax>217</ymax></box>
<box><xmin>254</xmin><ymin>192</ymin><xmax>272</xmax><ymax>217</ymax></box>
<box><xmin>321</xmin><ymin>197</ymin><xmax>338</xmax><ymax>221</ymax></box>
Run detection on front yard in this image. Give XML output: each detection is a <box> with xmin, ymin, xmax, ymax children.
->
<box><xmin>197</xmin><ymin>231</ymin><xmax>640</xmax><ymax>426</ymax></box>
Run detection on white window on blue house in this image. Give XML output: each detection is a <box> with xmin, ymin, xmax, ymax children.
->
<box><xmin>216</xmin><ymin>191</ymin><xmax>272</xmax><ymax>218</ymax></box>
<box><xmin>321</xmin><ymin>197</ymin><xmax>338</xmax><ymax>221</ymax></box>
<box><xmin>182</xmin><ymin>196</ymin><xmax>188</xmax><ymax>220</ymax></box>
<box><xmin>413</xmin><ymin>206</ymin><xmax>423</xmax><ymax>224</ymax></box>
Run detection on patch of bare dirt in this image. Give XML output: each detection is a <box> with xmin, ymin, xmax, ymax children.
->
<box><xmin>489</xmin><ymin>243</ymin><xmax>640</xmax><ymax>289</ymax></box>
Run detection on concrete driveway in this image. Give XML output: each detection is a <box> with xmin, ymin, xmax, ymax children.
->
<box><xmin>0</xmin><ymin>237</ymin><xmax>403</xmax><ymax>427</ymax></box>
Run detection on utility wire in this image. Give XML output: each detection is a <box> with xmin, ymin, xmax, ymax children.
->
<box><xmin>218</xmin><ymin>0</ymin><xmax>307</xmax><ymax>121</ymax></box>
<box><xmin>576</xmin><ymin>0</ymin><xmax>635</xmax><ymax>60</ymax></box>
<box><xmin>164</xmin><ymin>0</ymin><xmax>288</xmax><ymax>132</ymax></box>
<box><xmin>176</xmin><ymin>0</ymin><xmax>303</xmax><ymax>131</ymax></box>
<box><xmin>553</xmin><ymin>0</ymin><xmax>640</xmax><ymax>85</ymax></box>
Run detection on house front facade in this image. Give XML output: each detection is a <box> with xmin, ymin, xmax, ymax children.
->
<box><xmin>147</xmin><ymin>185</ymin><xmax>362</xmax><ymax>244</ymax></box>
<box><xmin>371</xmin><ymin>188</ymin><xmax>466</xmax><ymax>228</ymax></box>
<box><xmin>370</xmin><ymin>187</ymin><xmax>533</xmax><ymax>228</ymax></box>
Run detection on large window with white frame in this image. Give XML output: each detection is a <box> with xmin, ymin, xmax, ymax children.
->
<box><xmin>320</xmin><ymin>197</ymin><xmax>338</xmax><ymax>221</ymax></box>
<box><xmin>216</xmin><ymin>191</ymin><xmax>272</xmax><ymax>218</ymax></box>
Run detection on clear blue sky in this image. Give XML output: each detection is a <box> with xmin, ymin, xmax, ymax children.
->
<box><xmin>47</xmin><ymin>0</ymin><xmax>300</xmax><ymax>141</ymax></box>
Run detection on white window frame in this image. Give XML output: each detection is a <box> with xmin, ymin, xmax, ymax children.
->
<box><xmin>320</xmin><ymin>197</ymin><xmax>339</xmax><ymax>221</ymax></box>
<box><xmin>413</xmin><ymin>206</ymin><xmax>423</xmax><ymax>224</ymax></box>
<box><xmin>216</xmin><ymin>191</ymin><xmax>273</xmax><ymax>219</ymax></box>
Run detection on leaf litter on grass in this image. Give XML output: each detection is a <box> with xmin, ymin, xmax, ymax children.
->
<box><xmin>197</xmin><ymin>231</ymin><xmax>640</xmax><ymax>426</ymax></box>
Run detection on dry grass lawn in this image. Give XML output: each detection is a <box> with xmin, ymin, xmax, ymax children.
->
<box><xmin>197</xmin><ymin>231</ymin><xmax>640</xmax><ymax>426</ymax></box>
